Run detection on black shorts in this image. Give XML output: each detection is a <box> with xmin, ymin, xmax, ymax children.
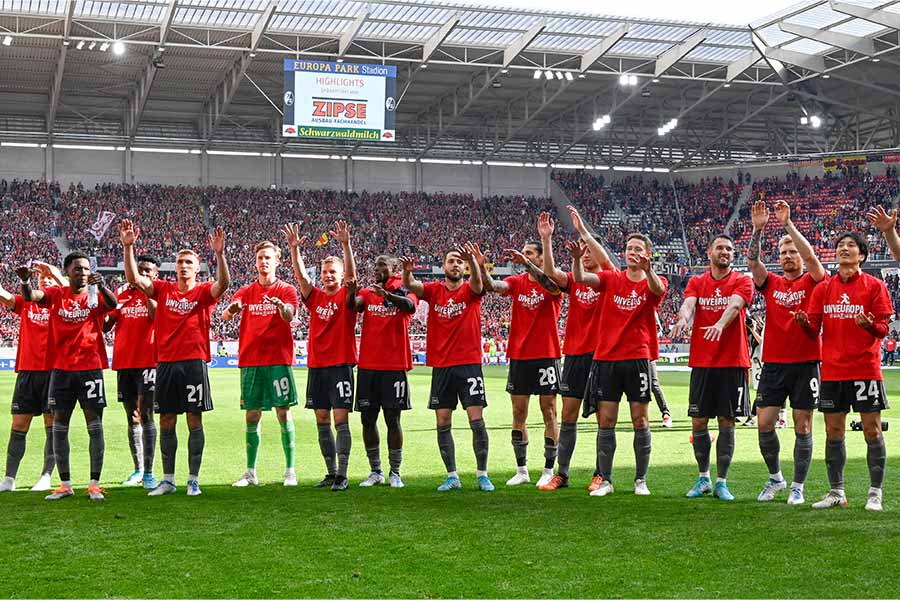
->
<box><xmin>428</xmin><ymin>364</ymin><xmax>488</xmax><ymax>410</ymax></box>
<box><xmin>506</xmin><ymin>358</ymin><xmax>561</xmax><ymax>396</ymax></box>
<box><xmin>583</xmin><ymin>359</ymin><xmax>652</xmax><ymax>417</ymax></box>
<box><xmin>688</xmin><ymin>367</ymin><xmax>750</xmax><ymax>419</ymax></box>
<box><xmin>355</xmin><ymin>369</ymin><xmax>411</xmax><ymax>412</ymax></box>
<box><xmin>306</xmin><ymin>365</ymin><xmax>355</xmax><ymax>411</ymax></box>
<box><xmin>116</xmin><ymin>367</ymin><xmax>157</xmax><ymax>405</ymax></box>
<box><xmin>11</xmin><ymin>371</ymin><xmax>51</xmax><ymax>415</ymax></box>
<box><xmin>756</xmin><ymin>362</ymin><xmax>819</xmax><ymax>410</ymax></box>
<box><xmin>47</xmin><ymin>369</ymin><xmax>107</xmax><ymax>413</ymax></box>
<box><xmin>155</xmin><ymin>360</ymin><xmax>213</xmax><ymax>414</ymax></box>
<box><xmin>559</xmin><ymin>353</ymin><xmax>593</xmax><ymax>400</ymax></box>
<box><xmin>819</xmin><ymin>380</ymin><xmax>889</xmax><ymax>414</ymax></box>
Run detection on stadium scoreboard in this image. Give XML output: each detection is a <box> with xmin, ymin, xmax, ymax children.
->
<box><xmin>282</xmin><ymin>59</ymin><xmax>397</xmax><ymax>141</ymax></box>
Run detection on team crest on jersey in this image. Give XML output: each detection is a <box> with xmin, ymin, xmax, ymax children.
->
<box><xmin>771</xmin><ymin>287</ymin><xmax>806</xmax><ymax>308</ymax></box>
<box><xmin>434</xmin><ymin>298</ymin><xmax>466</xmax><ymax>319</ymax></box>
<box><xmin>575</xmin><ymin>286</ymin><xmax>601</xmax><ymax>306</ymax></box>
<box><xmin>612</xmin><ymin>289</ymin><xmax>645</xmax><ymax>311</ymax></box>
<box><xmin>165</xmin><ymin>297</ymin><xmax>199</xmax><ymax>315</ymax></box>
<box><xmin>824</xmin><ymin>292</ymin><xmax>863</xmax><ymax>319</ymax></box>
<box><xmin>316</xmin><ymin>301</ymin><xmax>338</xmax><ymax>322</ymax></box>
<box><xmin>517</xmin><ymin>288</ymin><xmax>545</xmax><ymax>310</ymax></box>
<box><xmin>697</xmin><ymin>287</ymin><xmax>730</xmax><ymax>311</ymax></box>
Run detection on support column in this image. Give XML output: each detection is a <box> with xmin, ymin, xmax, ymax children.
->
<box><xmin>124</xmin><ymin>146</ymin><xmax>133</xmax><ymax>184</ymax></box>
<box><xmin>201</xmin><ymin>151</ymin><xmax>210</xmax><ymax>186</ymax></box>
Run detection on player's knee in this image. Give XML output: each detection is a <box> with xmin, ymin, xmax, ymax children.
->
<box><xmin>186</xmin><ymin>412</ymin><xmax>203</xmax><ymax>429</ymax></box>
<box><xmin>314</xmin><ymin>410</ymin><xmax>332</xmax><ymax>426</ymax></box>
<box><xmin>383</xmin><ymin>409</ymin><xmax>402</xmax><ymax>431</ymax></box>
<box><xmin>862</xmin><ymin>420</ymin><xmax>882</xmax><ymax>440</ymax></box>
<box><xmin>632</xmin><ymin>415</ymin><xmax>648</xmax><ymax>430</ymax></box>
<box><xmin>360</xmin><ymin>409</ymin><xmax>379</xmax><ymax>430</ymax></box>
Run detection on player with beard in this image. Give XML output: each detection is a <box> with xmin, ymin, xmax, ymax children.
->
<box><xmin>528</xmin><ymin>209</ymin><xmax>614</xmax><ymax>491</ymax></box>
<box><xmin>17</xmin><ymin>253</ymin><xmax>117</xmax><ymax>501</ymax></box>
<box><xmin>224</xmin><ymin>241</ymin><xmax>299</xmax><ymax>488</ymax></box>
<box><xmin>795</xmin><ymin>232</ymin><xmax>890</xmax><ymax>512</ymax></box>
<box><xmin>401</xmin><ymin>242</ymin><xmax>494</xmax><ymax>492</ymax></box>
<box><xmin>747</xmin><ymin>200</ymin><xmax>826</xmax><ymax>505</ymax></box>
<box><xmin>473</xmin><ymin>231</ymin><xmax>563</xmax><ymax>488</ymax></box>
<box><xmin>119</xmin><ymin>219</ymin><xmax>230</xmax><ymax>497</ymax></box>
<box><xmin>348</xmin><ymin>255</ymin><xmax>417</xmax><ymax>489</ymax></box>
<box><xmin>284</xmin><ymin>221</ymin><xmax>357</xmax><ymax>491</ymax></box>
<box><xmin>105</xmin><ymin>255</ymin><xmax>160</xmax><ymax>490</ymax></box>
<box><xmin>0</xmin><ymin>262</ymin><xmax>65</xmax><ymax>493</ymax></box>
<box><xmin>672</xmin><ymin>234</ymin><xmax>753</xmax><ymax>501</ymax></box>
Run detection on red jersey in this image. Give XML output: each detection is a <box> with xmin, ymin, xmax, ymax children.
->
<box><xmin>759</xmin><ymin>272</ymin><xmax>823</xmax><ymax>364</ymax></box>
<box><xmin>887</xmin><ymin>338</ymin><xmax>897</xmax><ymax>352</ymax></box>
<box><xmin>12</xmin><ymin>295</ymin><xmax>50</xmax><ymax>372</ymax></box>
<box><xmin>303</xmin><ymin>286</ymin><xmax>358</xmax><ymax>368</ymax></box>
<box><xmin>685</xmin><ymin>270</ymin><xmax>754</xmax><ymax>368</ymax></box>
<box><xmin>152</xmin><ymin>280</ymin><xmax>218</xmax><ymax>363</ymax></box>
<box><xmin>357</xmin><ymin>276</ymin><xmax>418</xmax><ymax>371</ymax></box>
<box><xmin>40</xmin><ymin>286</ymin><xmax>111</xmax><ymax>371</ymax></box>
<box><xmin>112</xmin><ymin>285</ymin><xmax>156</xmax><ymax>370</ymax></box>
<box><xmin>421</xmin><ymin>281</ymin><xmax>483</xmax><ymax>368</ymax></box>
<box><xmin>503</xmin><ymin>272</ymin><xmax>563</xmax><ymax>360</ymax></box>
<box><xmin>807</xmin><ymin>271</ymin><xmax>892</xmax><ymax>381</ymax></box>
<box><xmin>231</xmin><ymin>279</ymin><xmax>298</xmax><ymax>367</ymax></box>
<box><xmin>563</xmin><ymin>272</ymin><xmax>603</xmax><ymax>356</ymax></box>
<box><xmin>591</xmin><ymin>270</ymin><xmax>667</xmax><ymax>361</ymax></box>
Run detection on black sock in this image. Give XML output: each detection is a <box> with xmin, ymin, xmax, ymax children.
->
<box><xmin>42</xmin><ymin>425</ymin><xmax>55</xmax><ymax>476</ymax></box>
<box><xmin>187</xmin><ymin>427</ymin><xmax>204</xmax><ymax>479</ymax></box>
<box><xmin>317</xmin><ymin>423</ymin><xmax>336</xmax><ymax>476</ymax></box>
<box><xmin>87</xmin><ymin>419</ymin><xmax>104</xmax><ymax>482</ymax></box>
<box><xmin>557</xmin><ymin>422</ymin><xmax>577</xmax><ymax>477</ymax></box>
<box><xmin>511</xmin><ymin>430</ymin><xmax>527</xmax><ymax>468</ymax></box>
<box><xmin>142</xmin><ymin>420</ymin><xmax>157</xmax><ymax>474</ymax></box>
<box><xmin>792</xmin><ymin>432</ymin><xmax>813</xmax><ymax>484</ymax></box>
<box><xmin>160</xmin><ymin>428</ymin><xmax>177</xmax><ymax>478</ymax></box>
<box><xmin>825</xmin><ymin>438</ymin><xmax>846</xmax><ymax>491</ymax></box>
<box><xmin>758</xmin><ymin>429</ymin><xmax>781</xmax><ymax>477</ymax></box>
<box><xmin>335</xmin><ymin>423</ymin><xmax>351</xmax><ymax>479</ymax></box>
<box><xmin>4</xmin><ymin>429</ymin><xmax>27</xmax><ymax>479</ymax></box>
<box><xmin>633</xmin><ymin>427</ymin><xmax>651</xmax><ymax>481</ymax></box>
<box><xmin>437</xmin><ymin>425</ymin><xmax>456</xmax><ymax>473</ymax></box>
<box><xmin>597</xmin><ymin>427</ymin><xmax>616</xmax><ymax>482</ymax></box>
<box><xmin>716</xmin><ymin>426</ymin><xmax>735</xmax><ymax>480</ymax></box>
<box><xmin>692</xmin><ymin>429</ymin><xmax>711</xmax><ymax>473</ymax></box>
<box><xmin>53</xmin><ymin>422</ymin><xmax>71</xmax><ymax>482</ymax></box>
<box><xmin>469</xmin><ymin>418</ymin><xmax>489</xmax><ymax>472</ymax></box>
<box><xmin>543</xmin><ymin>436</ymin><xmax>557</xmax><ymax>471</ymax></box>
<box><xmin>866</xmin><ymin>435</ymin><xmax>886</xmax><ymax>489</ymax></box>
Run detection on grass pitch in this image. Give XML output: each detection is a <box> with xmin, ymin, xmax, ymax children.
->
<box><xmin>0</xmin><ymin>366</ymin><xmax>898</xmax><ymax>598</ymax></box>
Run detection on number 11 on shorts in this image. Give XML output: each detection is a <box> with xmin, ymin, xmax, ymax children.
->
<box><xmin>394</xmin><ymin>380</ymin><xmax>406</xmax><ymax>399</ymax></box>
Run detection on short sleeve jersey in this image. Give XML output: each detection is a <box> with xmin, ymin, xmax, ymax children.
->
<box><xmin>152</xmin><ymin>280</ymin><xmax>218</xmax><ymax>363</ymax></box>
<box><xmin>503</xmin><ymin>272</ymin><xmax>563</xmax><ymax>361</ymax></box>
<box><xmin>684</xmin><ymin>270</ymin><xmax>754</xmax><ymax>368</ymax></box>
<box><xmin>357</xmin><ymin>276</ymin><xmax>418</xmax><ymax>371</ymax></box>
<box><xmin>759</xmin><ymin>272</ymin><xmax>823</xmax><ymax>364</ymax></box>
<box><xmin>40</xmin><ymin>286</ymin><xmax>112</xmax><ymax>371</ymax></box>
<box><xmin>112</xmin><ymin>285</ymin><xmax>156</xmax><ymax>370</ymax></box>
<box><xmin>303</xmin><ymin>286</ymin><xmax>358</xmax><ymax>368</ymax></box>
<box><xmin>592</xmin><ymin>270</ymin><xmax>667</xmax><ymax>361</ymax></box>
<box><xmin>562</xmin><ymin>272</ymin><xmax>604</xmax><ymax>356</ymax></box>
<box><xmin>230</xmin><ymin>279</ymin><xmax>299</xmax><ymax>367</ymax></box>
<box><xmin>12</xmin><ymin>295</ymin><xmax>50</xmax><ymax>372</ymax></box>
<box><xmin>421</xmin><ymin>281</ymin><xmax>483</xmax><ymax>368</ymax></box>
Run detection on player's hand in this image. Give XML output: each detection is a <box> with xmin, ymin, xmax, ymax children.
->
<box><xmin>14</xmin><ymin>265</ymin><xmax>31</xmax><ymax>283</ymax></box>
<box><xmin>866</xmin><ymin>206</ymin><xmax>898</xmax><ymax>233</ymax></box>
<box><xmin>635</xmin><ymin>253</ymin><xmax>653</xmax><ymax>273</ymax></box>
<box><xmin>503</xmin><ymin>248</ymin><xmax>527</xmax><ymax>265</ymax></box>
<box><xmin>208</xmin><ymin>226</ymin><xmax>226</xmax><ymax>254</ymax></box>
<box><xmin>670</xmin><ymin>318</ymin><xmax>689</xmax><ymax>339</ymax></box>
<box><xmin>226</xmin><ymin>299</ymin><xmax>243</xmax><ymax>314</ymax></box>
<box><xmin>399</xmin><ymin>256</ymin><xmax>416</xmax><ymax>272</ymax></box>
<box><xmin>791</xmin><ymin>309</ymin><xmax>810</xmax><ymax>328</ymax></box>
<box><xmin>371</xmin><ymin>283</ymin><xmax>387</xmax><ymax>298</ymax></box>
<box><xmin>329</xmin><ymin>220</ymin><xmax>351</xmax><ymax>244</ymax></box>
<box><xmin>345</xmin><ymin>278</ymin><xmax>359</xmax><ymax>296</ymax></box>
<box><xmin>454</xmin><ymin>244</ymin><xmax>474</xmax><ymax>262</ymax></box>
<box><xmin>565</xmin><ymin>239</ymin><xmax>585</xmax><ymax>259</ymax></box>
<box><xmin>281</xmin><ymin>223</ymin><xmax>307</xmax><ymax>248</ymax></box>
<box><xmin>469</xmin><ymin>242</ymin><xmax>487</xmax><ymax>267</ymax></box>
<box><xmin>774</xmin><ymin>200</ymin><xmax>792</xmax><ymax>225</ymax></box>
<box><xmin>855</xmin><ymin>311</ymin><xmax>876</xmax><ymax>330</ymax></box>
<box><xmin>566</xmin><ymin>205</ymin><xmax>587</xmax><ymax>234</ymax></box>
<box><xmin>31</xmin><ymin>261</ymin><xmax>55</xmax><ymax>279</ymax></box>
<box><xmin>119</xmin><ymin>219</ymin><xmax>139</xmax><ymax>247</ymax></box>
<box><xmin>751</xmin><ymin>200</ymin><xmax>769</xmax><ymax>231</ymax></box>
<box><xmin>263</xmin><ymin>295</ymin><xmax>285</xmax><ymax>309</ymax></box>
<box><xmin>701</xmin><ymin>323</ymin><xmax>725</xmax><ymax>342</ymax></box>
<box><xmin>87</xmin><ymin>273</ymin><xmax>104</xmax><ymax>286</ymax></box>
<box><xmin>537</xmin><ymin>211</ymin><xmax>555</xmax><ymax>239</ymax></box>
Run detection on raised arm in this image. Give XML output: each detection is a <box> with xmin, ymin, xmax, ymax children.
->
<box><xmin>15</xmin><ymin>266</ymin><xmax>44</xmax><ymax>304</ymax></box>
<box><xmin>776</xmin><ymin>200</ymin><xmax>825</xmax><ymax>282</ymax></box>
<box><xmin>635</xmin><ymin>254</ymin><xmax>666</xmax><ymax>297</ymax></box>
<box><xmin>747</xmin><ymin>200</ymin><xmax>769</xmax><ymax>288</ymax></box>
<box><xmin>120</xmin><ymin>219</ymin><xmax>155</xmax><ymax>297</ymax></box>
<box><xmin>330</xmin><ymin>220</ymin><xmax>357</xmax><ymax>282</ymax></box>
<box><xmin>506</xmin><ymin>249</ymin><xmax>561</xmax><ymax>295</ymax></box>
<box><xmin>208</xmin><ymin>226</ymin><xmax>231</xmax><ymax>299</ymax></box>
<box><xmin>0</xmin><ymin>282</ymin><xmax>15</xmax><ymax>310</ymax></box>
<box><xmin>399</xmin><ymin>256</ymin><xmax>425</xmax><ymax>297</ymax></box>
<box><xmin>670</xmin><ymin>296</ymin><xmax>698</xmax><ymax>339</ymax></box>
<box><xmin>345</xmin><ymin>278</ymin><xmax>365</xmax><ymax>312</ymax></box>
<box><xmin>89</xmin><ymin>272</ymin><xmax>117</xmax><ymax>310</ymax></box>
<box><xmin>372</xmin><ymin>282</ymin><xmax>415</xmax><ymax>314</ymax></box>
<box><xmin>470</xmin><ymin>243</ymin><xmax>509</xmax><ymax>295</ymax></box>
<box><xmin>32</xmin><ymin>261</ymin><xmax>67</xmax><ymax>287</ymax></box>
<box><xmin>866</xmin><ymin>206</ymin><xmax>900</xmax><ymax>262</ymax></box>
<box><xmin>460</xmin><ymin>241</ymin><xmax>483</xmax><ymax>295</ymax></box>
<box><xmin>566</xmin><ymin>205</ymin><xmax>614</xmax><ymax>271</ymax></box>
<box><xmin>567</xmin><ymin>240</ymin><xmax>600</xmax><ymax>288</ymax></box>
<box><xmin>282</xmin><ymin>223</ymin><xmax>313</xmax><ymax>299</ymax></box>
<box><xmin>537</xmin><ymin>211</ymin><xmax>568</xmax><ymax>288</ymax></box>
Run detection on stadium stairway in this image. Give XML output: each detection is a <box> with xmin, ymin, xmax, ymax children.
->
<box><xmin>52</xmin><ymin>209</ymin><xmax>72</xmax><ymax>258</ymax></box>
<box><xmin>724</xmin><ymin>183</ymin><xmax>754</xmax><ymax>235</ymax></box>
<box><xmin>550</xmin><ymin>177</ymin><xmax>622</xmax><ymax>268</ymax></box>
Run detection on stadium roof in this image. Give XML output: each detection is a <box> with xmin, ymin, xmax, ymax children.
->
<box><xmin>0</xmin><ymin>0</ymin><xmax>899</xmax><ymax>169</ymax></box>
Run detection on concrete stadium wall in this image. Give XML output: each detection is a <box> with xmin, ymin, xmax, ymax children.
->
<box><xmin>0</xmin><ymin>146</ymin><xmax>44</xmax><ymax>180</ymax></box>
